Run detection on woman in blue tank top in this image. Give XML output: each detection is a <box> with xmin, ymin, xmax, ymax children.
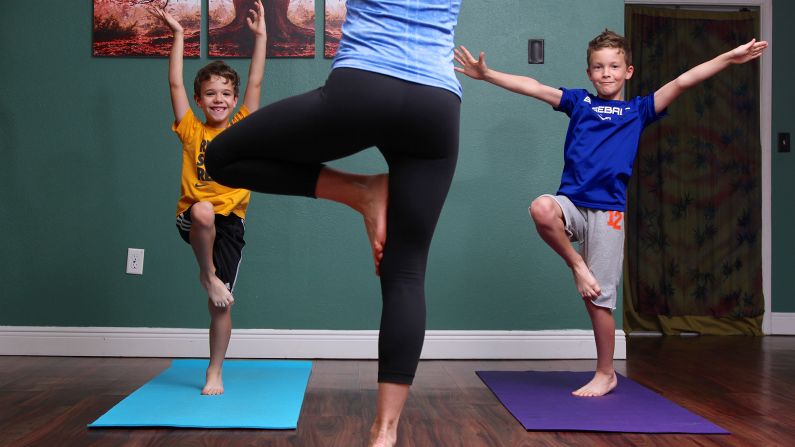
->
<box><xmin>207</xmin><ymin>1</ymin><xmax>462</xmax><ymax>445</ymax></box>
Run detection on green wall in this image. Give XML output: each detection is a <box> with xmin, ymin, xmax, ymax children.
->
<box><xmin>16</xmin><ymin>0</ymin><xmax>766</xmax><ymax>331</ymax></box>
<box><xmin>772</xmin><ymin>0</ymin><xmax>795</xmax><ymax>312</ymax></box>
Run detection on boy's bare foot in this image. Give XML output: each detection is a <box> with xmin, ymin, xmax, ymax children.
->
<box><xmin>201</xmin><ymin>275</ymin><xmax>234</xmax><ymax>307</ymax></box>
<box><xmin>572</xmin><ymin>371</ymin><xmax>617</xmax><ymax>397</ymax></box>
<box><xmin>202</xmin><ymin>367</ymin><xmax>224</xmax><ymax>395</ymax></box>
<box><xmin>571</xmin><ymin>261</ymin><xmax>601</xmax><ymax>299</ymax></box>
<box><xmin>362</xmin><ymin>174</ymin><xmax>389</xmax><ymax>276</ymax></box>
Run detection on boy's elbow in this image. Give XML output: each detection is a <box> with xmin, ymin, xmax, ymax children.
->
<box><xmin>672</xmin><ymin>76</ymin><xmax>692</xmax><ymax>93</ymax></box>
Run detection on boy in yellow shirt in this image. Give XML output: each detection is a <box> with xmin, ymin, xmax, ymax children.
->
<box><xmin>151</xmin><ymin>1</ymin><xmax>266</xmax><ymax>395</ymax></box>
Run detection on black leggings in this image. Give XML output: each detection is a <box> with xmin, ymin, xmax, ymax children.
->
<box><xmin>206</xmin><ymin>68</ymin><xmax>460</xmax><ymax>384</ymax></box>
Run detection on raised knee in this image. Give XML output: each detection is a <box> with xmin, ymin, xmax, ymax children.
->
<box><xmin>529</xmin><ymin>196</ymin><xmax>558</xmax><ymax>224</ymax></box>
<box><xmin>191</xmin><ymin>202</ymin><xmax>215</xmax><ymax>228</ymax></box>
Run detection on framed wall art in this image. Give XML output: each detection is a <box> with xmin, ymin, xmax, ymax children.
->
<box><xmin>324</xmin><ymin>0</ymin><xmax>345</xmax><ymax>58</ymax></box>
<box><xmin>93</xmin><ymin>0</ymin><xmax>200</xmax><ymax>57</ymax></box>
<box><xmin>209</xmin><ymin>0</ymin><xmax>315</xmax><ymax>58</ymax></box>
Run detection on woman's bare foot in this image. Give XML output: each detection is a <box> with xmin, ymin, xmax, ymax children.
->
<box><xmin>369</xmin><ymin>422</ymin><xmax>397</xmax><ymax>447</ymax></box>
<box><xmin>572</xmin><ymin>370</ymin><xmax>617</xmax><ymax>397</ymax></box>
<box><xmin>361</xmin><ymin>174</ymin><xmax>388</xmax><ymax>276</ymax></box>
<box><xmin>571</xmin><ymin>261</ymin><xmax>601</xmax><ymax>299</ymax></box>
<box><xmin>367</xmin><ymin>382</ymin><xmax>408</xmax><ymax>447</ymax></box>
<box><xmin>315</xmin><ymin>169</ymin><xmax>389</xmax><ymax>275</ymax></box>
<box><xmin>202</xmin><ymin>367</ymin><xmax>224</xmax><ymax>395</ymax></box>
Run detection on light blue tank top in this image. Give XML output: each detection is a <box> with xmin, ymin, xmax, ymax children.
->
<box><xmin>332</xmin><ymin>0</ymin><xmax>463</xmax><ymax>98</ymax></box>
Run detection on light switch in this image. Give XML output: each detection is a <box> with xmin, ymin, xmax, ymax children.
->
<box><xmin>779</xmin><ymin>132</ymin><xmax>790</xmax><ymax>153</ymax></box>
<box><xmin>528</xmin><ymin>39</ymin><xmax>544</xmax><ymax>64</ymax></box>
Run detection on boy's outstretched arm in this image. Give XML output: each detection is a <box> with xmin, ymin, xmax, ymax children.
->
<box><xmin>454</xmin><ymin>45</ymin><xmax>562</xmax><ymax>107</ymax></box>
<box><xmin>150</xmin><ymin>7</ymin><xmax>191</xmax><ymax>124</ymax></box>
<box><xmin>243</xmin><ymin>0</ymin><xmax>267</xmax><ymax>112</ymax></box>
<box><xmin>654</xmin><ymin>38</ymin><xmax>768</xmax><ymax>113</ymax></box>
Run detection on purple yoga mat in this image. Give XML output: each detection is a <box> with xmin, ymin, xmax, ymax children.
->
<box><xmin>477</xmin><ymin>371</ymin><xmax>728</xmax><ymax>434</ymax></box>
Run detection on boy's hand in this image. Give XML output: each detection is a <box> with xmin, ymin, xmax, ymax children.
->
<box><xmin>246</xmin><ymin>0</ymin><xmax>267</xmax><ymax>37</ymax></box>
<box><xmin>653</xmin><ymin>37</ymin><xmax>768</xmax><ymax>114</ymax></box>
<box><xmin>149</xmin><ymin>6</ymin><xmax>183</xmax><ymax>34</ymax></box>
<box><xmin>454</xmin><ymin>45</ymin><xmax>489</xmax><ymax>80</ymax></box>
<box><xmin>728</xmin><ymin>38</ymin><xmax>768</xmax><ymax>65</ymax></box>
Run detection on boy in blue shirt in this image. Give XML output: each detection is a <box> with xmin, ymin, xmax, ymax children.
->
<box><xmin>455</xmin><ymin>30</ymin><xmax>767</xmax><ymax>397</ymax></box>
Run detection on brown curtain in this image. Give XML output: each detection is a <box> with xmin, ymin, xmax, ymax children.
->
<box><xmin>623</xmin><ymin>6</ymin><xmax>764</xmax><ymax>335</ymax></box>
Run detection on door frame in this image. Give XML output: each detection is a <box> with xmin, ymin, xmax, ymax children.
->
<box><xmin>624</xmin><ymin>0</ymin><xmax>773</xmax><ymax>334</ymax></box>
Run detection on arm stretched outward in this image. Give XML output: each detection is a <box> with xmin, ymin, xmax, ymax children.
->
<box><xmin>150</xmin><ymin>6</ymin><xmax>191</xmax><ymax>124</ymax></box>
<box><xmin>242</xmin><ymin>0</ymin><xmax>268</xmax><ymax>112</ymax></box>
<box><xmin>454</xmin><ymin>45</ymin><xmax>563</xmax><ymax>108</ymax></box>
<box><xmin>654</xmin><ymin>38</ymin><xmax>768</xmax><ymax>114</ymax></box>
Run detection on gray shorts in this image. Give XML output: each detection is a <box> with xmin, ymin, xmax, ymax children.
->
<box><xmin>537</xmin><ymin>194</ymin><xmax>625</xmax><ymax>309</ymax></box>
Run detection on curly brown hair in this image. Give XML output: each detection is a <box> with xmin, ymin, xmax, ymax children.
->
<box><xmin>587</xmin><ymin>29</ymin><xmax>631</xmax><ymax>67</ymax></box>
<box><xmin>193</xmin><ymin>60</ymin><xmax>240</xmax><ymax>97</ymax></box>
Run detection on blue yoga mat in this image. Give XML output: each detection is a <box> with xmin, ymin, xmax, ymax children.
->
<box><xmin>477</xmin><ymin>370</ymin><xmax>728</xmax><ymax>434</ymax></box>
<box><xmin>90</xmin><ymin>359</ymin><xmax>312</xmax><ymax>429</ymax></box>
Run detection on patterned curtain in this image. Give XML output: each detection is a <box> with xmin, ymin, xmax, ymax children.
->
<box><xmin>623</xmin><ymin>6</ymin><xmax>764</xmax><ymax>335</ymax></box>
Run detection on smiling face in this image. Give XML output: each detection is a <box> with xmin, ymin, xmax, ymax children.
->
<box><xmin>586</xmin><ymin>47</ymin><xmax>634</xmax><ymax>101</ymax></box>
<box><xmin>195</xmin><ymin>75</ymin><xmax>238</xmax><ymax>128</ymax></box>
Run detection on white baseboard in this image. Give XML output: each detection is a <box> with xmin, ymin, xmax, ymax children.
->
<box><xmin>771</xmin><ymin>313</ymin><xmax>795</xmax><ymax>335</ymax></box>
<box><xmin>0</xmin><ymin>327</ymin><xmax>626</xmax><ymax>360</ymax></box>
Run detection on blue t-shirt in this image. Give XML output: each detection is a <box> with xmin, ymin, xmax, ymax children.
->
<box><xmin>332</xmin><ymin>0</ymin><xmax>462</xmax><ymax>98</ymax></box>
<box><xmin>554</xmin><ymin>88</ymin><xmax>666</xmax><ymax>211</ymax></box>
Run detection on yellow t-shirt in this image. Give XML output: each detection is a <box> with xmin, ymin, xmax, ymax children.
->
<box><xmin>173</xmin><ymin>107</ymin><xmax>251</xmax><ymax>218</ymax></box>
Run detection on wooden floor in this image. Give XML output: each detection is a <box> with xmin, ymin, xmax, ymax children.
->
<box><xmin>1</xmin><ymin>336</ymin><xmax>794</xmax><ymax>447</ymax></box>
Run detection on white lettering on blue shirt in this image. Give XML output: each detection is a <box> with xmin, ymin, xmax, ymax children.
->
<box><xmin>592</xmin><ymin>106</ymin><xmax>624</xmax><ymax>115</ymax></box>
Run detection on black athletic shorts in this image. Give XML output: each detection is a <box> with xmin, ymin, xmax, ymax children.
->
<box><xmin>176</xmin><ymin>206</ymin><xmax>246</xmax><ymax>292</ymax></box>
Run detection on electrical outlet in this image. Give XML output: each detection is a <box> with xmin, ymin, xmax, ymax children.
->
<box><xmin>126</xmin><ymin>248</ymin><xmax>145</xmax><ymax>275</ymax></box>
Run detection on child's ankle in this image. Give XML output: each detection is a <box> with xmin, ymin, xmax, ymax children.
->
<box><xmin>595</xmin><ymin>367</ymin><xmax>615</xmax><ymax>376</ymax></box>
